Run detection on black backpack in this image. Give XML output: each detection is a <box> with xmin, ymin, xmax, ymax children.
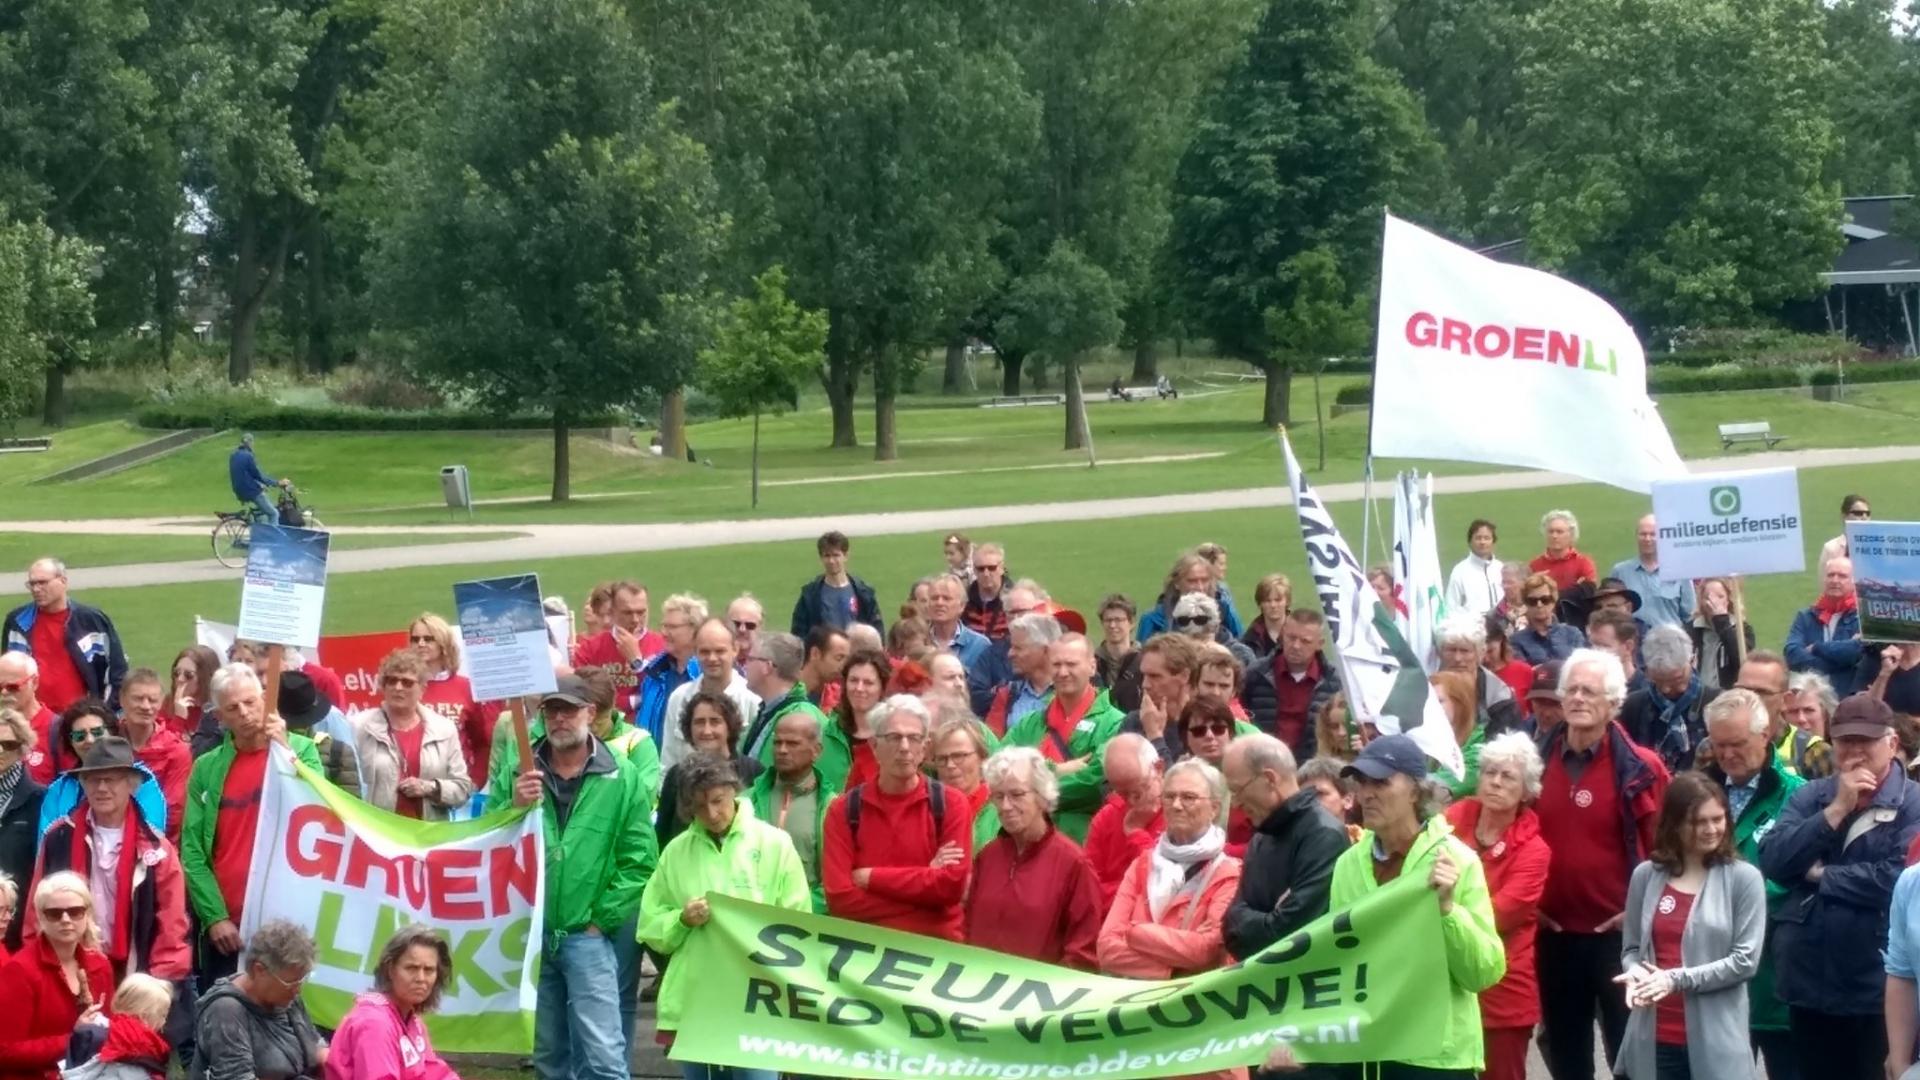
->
<box><xmin>844</xmin><ymin>778</ymin><xmax>946</xmax><ymax>843</ymax></box>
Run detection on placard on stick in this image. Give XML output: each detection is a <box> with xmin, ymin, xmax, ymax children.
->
<box><xmin>454</xmin><ymin>574</ymin><xmax>557</xmax><ymax>702</ymax></box>
<box><xmin>1649</xmin><ymin>468</ymin><xmax>1804</xmax><ymax>581</ymax></box>
<box><xmin>236</xmin><ymin>524</ymin><xmax>331</xmax><ymax>650</ymax></box>
<box><xmin>1848</xmin><ymin>521</ymin><xmax>1920</xmax><ymax>644</ymax></box>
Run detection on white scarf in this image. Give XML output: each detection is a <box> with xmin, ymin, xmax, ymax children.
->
<box><xmin>1147</xmin><ymin>825</ymin><xmax>1226</xmax><ymax>922</ymax></box>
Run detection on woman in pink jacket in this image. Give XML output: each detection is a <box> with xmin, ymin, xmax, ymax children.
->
<box><xmin>326</xmin><ymin>926</ymin><xmax>460</xmax><ymax>1080</ymax></box>
<box><xmin>1097</xmin><ymin>758</ymin><xmax>1245</xmax><ymax>1080</ymax></box>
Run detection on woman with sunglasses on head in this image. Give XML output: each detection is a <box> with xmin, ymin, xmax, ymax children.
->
<box><xmin>407</xmin><ymin>613</ymin><xmax>499</xmax><ymax>799</ymax></box>
<box><xmin>350</xmin><ymin>651</ymin><xmax>472</xmax><ymax>821</ymax></box>
<box><xmin>37</xmin><ymin>703</ymin><xmax>167</xmax><ymax>837</ymax></box>
<box><xmin>0</xmin><ymin>870</ymin><xmax>115</xmax><ymax>1080</ymax></box>
<box><xmin>1821</xmin><ymin>494</ymin><xmax>1871</xmax><ymax>572</ymax></box>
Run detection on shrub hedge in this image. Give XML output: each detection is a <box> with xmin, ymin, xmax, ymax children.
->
<box><xmin>136</xmin><ymin>402</ymin><xmax>623</xmax><ymax>431</ymax></box>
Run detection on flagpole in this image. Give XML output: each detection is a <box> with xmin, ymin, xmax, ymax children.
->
<box><xmin>1360</xmin><ymin>455</ymin><xmax>1374</xmax><ymax>574</ymax></box>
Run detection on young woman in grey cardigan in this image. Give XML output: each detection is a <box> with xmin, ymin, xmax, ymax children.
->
<box><xmin>1614</xmin><ymin>771</ymin><xmax>1767</xmax><ymax>1080</ymax></box>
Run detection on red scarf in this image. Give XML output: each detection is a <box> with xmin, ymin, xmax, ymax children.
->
<box><xmin>1039</xmin><ymin>691</ymin><xmax>1096</xmax><ymax>763</ymax></box>
<box><xmin>1814</xmin><ymin>592</ymin><xmax>1858</xmax><ymax>625</ymax></box>
<box><xmin>70</xmin><ymin>804</ymin><xmax>142</xmax><ymax>966</ymax></box>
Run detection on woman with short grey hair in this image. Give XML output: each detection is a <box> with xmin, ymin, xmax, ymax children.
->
<box><xmin>966</xmin><ymin>747</ymin><xmax>1102</xmax><ymax>969</ymax></box>
<box><xmin>192</xmin><ymin>919</ymin><xmax>324</xmax><ymax>1080</ymax></box>
<box><xmin>1533</xmin><ymin>509</ymin><xmax>1598</xmax><ymax>596</ymax></box>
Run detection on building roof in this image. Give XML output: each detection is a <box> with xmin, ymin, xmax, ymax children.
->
<box><xmin>1825</xmin><ymin>196</ymin><xmax>1920</xmax><ymax>285</ymax></box>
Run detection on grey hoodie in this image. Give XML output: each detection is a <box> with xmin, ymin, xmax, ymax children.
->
<box><xmin>190</xmin><ymin>977</ymin><xmax>323</xmax><ymax>1080</ymax></box>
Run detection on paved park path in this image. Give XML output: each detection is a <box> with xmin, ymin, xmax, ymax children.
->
<box><xmin>9</xmin><ymin>442</ymin><xmax>1918</xmax><ymax>596</ymax></box>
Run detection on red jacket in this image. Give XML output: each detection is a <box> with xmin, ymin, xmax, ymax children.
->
<box><xmin>1082</xmin><ymin>795</ymin><xmax>1162</xmax><ymax>914</ymax></box>
<box><xmin>421</xmin><ymin>672</ymin><xmax>500</xmax><ymax>787</ymax></box>
<box><xmin>1445</xmin><ymin>799</ymin><xmax>1551</xmax><ymax>1029</ymax></box>
<box><xmin>966</xmin><ymin>827</ymin><xmax>1103</xmax><ymax>970</ymax></box>
<box><xmin>1529</xmin><ymin>549</ymin><xmax>1597</xmax><ymax>596</ymax></box>
<box><xmin>28</xmin><ymin>806</ymin><xmax>192</xmax><ymax>981</ymax></box>
<box><xmin>823</xmin><ymin>778</ymin><xmax>973</xmax><ymax>941</ymax></box>
<box><xmin>0</xmin><ymin>935</ymin><xmax>115</xmax><ymax>1080</ymax></box>
<box><xmin>1098</xmin><ymin>847</ymin><xmax>1243</xmax><ymax>979</ymax></box>
<box><xmin>130</xmin><ymin>728</ymin><xmax>191</xmax><ymax>843</ymax></box>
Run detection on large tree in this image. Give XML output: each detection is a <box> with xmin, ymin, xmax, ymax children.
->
<box><xmin>697</xmin><ymin>266</ymin><xmax>829</xmax><ymax>506</ymax></box>
<box><xmin>1495</xmin><ymin>0</ymin><xmax>1840</xmax><ymax>330</ymax></box>
<box><xmin>372</xmin><ymin>0</ymin><xmax>727</xmax><ymax>500</ymax></box>
<box><xmin>996</xmin><ymin>241</ymin><xmax>1123</xmax><ymax>450</ymax></box>
<box><xmin>0</xmin><ymin>215</ymin><xmax>98</xmax><ymax>426</ymax></box>
<box><xmin>1170</xmin><ymin>0</ymin><xmax>1441</xmax><ymax>426</ymax></box>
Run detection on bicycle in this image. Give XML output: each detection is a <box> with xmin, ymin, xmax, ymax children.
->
<box><xmin>212</xmin><ymin>483</ymin><xmax>324</xmax><ymax>568</ymax></box>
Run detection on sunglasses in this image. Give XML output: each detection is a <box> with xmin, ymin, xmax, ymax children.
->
<box><xmin>408</xmin><ymin>634</ymin><xmax>436</xmax><ymax>644</ymax></box>
<box><xmin>0</xmin><ymin>739</ymin><xmax>19</xmax><ymax>752</ymax></box>
<box><xmin>0</xmin><ymin>681</ymin><xmax>26</xmax><ymax>694</ymax></box>
<box><xmin>1173</xmin><ymin>615</ymin><xmax>1213</xmax><ymax>627</ymax></box>
<box><xmin>381</xmin><ymin>676</ymin><xmax>419</xmax><ymax>688</ymax></box>
<box><xmin>1187</xmin><ymin>720</ymin><xmax>1233</xmax><ymax>737</ymax></box>
<box><xmin>1524</xmin><ymin>596</ymin><xmax>1555</xmax><ymax>607</ymax></box>
<box><xmin>974</xmin><ymin>564</ymin><xmax>1003</xmax><ymax>573</ymax></box>
<box><xmin>40</xmin><ymin>905</ymin><xmax>87</xmax><ymax>923</ymax></box>
<box><xmin>731</xmin><ymin>620</ymin><xmax>760</xmax><ymax>632</ymax></box>
<box><xmin>69</xmin><ymin>727</ymin><xmax>107</xmax><ymax>744</ymax></box>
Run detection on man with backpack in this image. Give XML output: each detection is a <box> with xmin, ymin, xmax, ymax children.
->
<box><xmin>820</xmin><ymin>694</ymin><xmax>972</xmax><ymax>941</ymax></box>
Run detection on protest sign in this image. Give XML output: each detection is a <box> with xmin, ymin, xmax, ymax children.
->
<box><xmin>1848</xmin><ymin>521</ymin><xmax>1920</xmax><ymax>643</ymax></box>
<box><xmin>236</xmin><ymin>524</ymin><xmax>330</xmax><ymax>648</ymax></box>
<box><xmin>455</xmin><ymin>574</ymin><xmax>558</xmax><ymax>701</ymax></box>
<box><xmin>1650</xmin><ymin>469</ymin><xmax>1804</xmax><ymax>581</ymax></box>
<box><xmin>1282</xmin><ymin>433</ymin><xmax>1461</xmax><ymax>775</ymax></box>
<box><xmin>196</xmin><ymin>618</ymin><xmax>407</xmax><ymax>711</ymax></box>
<box><xmin>1370</xmin><ymin>213</ymin><xmax>1683</xmax><ymax>493</ymax></box>
<box><xmin>671</xmin><ymin>877</ymin><xmax>1449</xmax><ymax>1079</ymax></box>
<box><xmin>240</xmin><ymin>745</ymin><xmax>544</xmax><ymax>1052</ymax></box>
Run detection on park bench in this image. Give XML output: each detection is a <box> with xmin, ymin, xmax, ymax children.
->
<box><xmin>0</xmin><ymin>437</ymin><xmax>52</xmax><ymax>454</ymax></box>
<box><xmin>1718</xmin><ymin>421</ymin><xmax>1785</xmax><ymax>450</ymax></box>
<box><xmin>982</xmin><ymin>394</ymin><xmax>1065</xmax><ymax>408</ymax></box>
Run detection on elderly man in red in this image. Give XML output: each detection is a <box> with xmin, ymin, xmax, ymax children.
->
<box><xmin>822</xmin><ymin>694</ymin><xmax>973</xmax><ymax>940</ymax></box>
<box><xmin>1082</xmin><ymin>733</ymin><xmax>1163</xmax><ymax>913</ymax></box>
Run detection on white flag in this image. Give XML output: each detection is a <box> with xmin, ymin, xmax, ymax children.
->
<box><xmin>1370</xmin><ymin>213</ymin><xmax>1684</xmax><ymax>493</ymax></box>
<box><xmin>1392</xmin><ymin>471</ymin><xmax>1450</xmax><ymax>674</ymax></box>
<box><xmin>1282</xmin><ymin>433</ymin><xmax>1464</xmax><ymax>776</ymax></box>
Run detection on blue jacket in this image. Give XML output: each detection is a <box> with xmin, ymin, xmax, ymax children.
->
<box><xmin>1135</xmin><ymin>586</ymin><xmax>1244</xmax><ymax>642</ymax></box>
<box><xmin>1759</xmin><ymin>765</ymin><xmax>1920</xmax><ymax>1016</ymax></box>
<box><xmin>37</xmin><ymin>761</ymin><xmax>168</xmax><ymax>836</ymax></box>
<box><xmin>1510</xmin><ymin>621</ymin><xmax>1586</xmax><ymax>665</ymax></box>
<box><xmin>789</xmin><ymin>575</ymin><xmax>883</xmax><ymax>640</ymax></box>
<box><xmin>634</xmin><ymin>653</ymin><xmax>698</xmax><ymax>748</ymax></box>
<box><xmin>1784</xmin><ymin>606</ymin><xmax>1866</xmax><ymax>698</ymax></box>
<box><xmin>228</xmin><ymin>445</ymin><xmax>273</xmax><ymax>501</ymax></box>
<box><xmin>2</xmin><ymin>600</ymin><xmax>129</xmax><ymax>710</ymax></box>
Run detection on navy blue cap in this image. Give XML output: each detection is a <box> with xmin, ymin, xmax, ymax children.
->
<box><xmin>1341</xmin><ymin>733</ymin><xmax>1429</xmax><ymax>782</ymax></box>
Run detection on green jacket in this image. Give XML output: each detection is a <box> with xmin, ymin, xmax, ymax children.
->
<box><xmin>1711</xmin><ymin>759</ymin><xmax>1804</xmax><ymax>1032</ymax></box>
<box><xmin>638</xmin><ymin>799</ymin><xmax>811</xmax><ymax>1031</ymax></box>
<box><xmin>1331</xmin><ymin>815</ymin><xmax>1505</xmax><ymax>1072</ymax></box>
<box><xmin>486</xmin><ymin>735</ymin><xmax>658</xmax><ymax>945</ymax></box>
<box><xmin>1439</xmin><ymin>725</ymin><xmax>1486</xmax><ymax>799</ymax></box>
<box><xmin>1001</xmin><ymin>689</ymin><xmax>1125</xmax><ymax>843</ymax></box>
<box><xmin>181</xmin><ymin>734</ymin><xmax>323</xmax><ymax>926</ymax></box>
<box><xmin>490</xmin><ymin>709</ymin><xmax>662</xmax><ymax>811</ymax></box>
<box><xmin>751</xmin><ymin>687</ymin><xmax>848</xmax><ymax>789</ymax></box>
<box><xmin>746</xmin><ymin>765</ymin><xmax>839</xmax><ymax>913</ymax></box>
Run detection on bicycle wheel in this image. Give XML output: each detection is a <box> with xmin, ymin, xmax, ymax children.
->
<box><xmin>212</xmin><ymin>518</ymin><xmax>250</xmax><ymax>568</ymax></box>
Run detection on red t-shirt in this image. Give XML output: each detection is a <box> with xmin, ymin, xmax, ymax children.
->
<box><xmin>30</xmin><ymin>608</ymin><xmax>86</xmax><ymax>712</ymax></box>
<box><xmin>422</xmin><ymin>672</ymin><xmax>499</xmax><ymax>784</ymax></box>
<box><xmin>571</xmin><ymin>630</ymin><xmax>664</xmax><ymax>713</ymax></box>
<box><xmin>212</xmin><ymin>748</ymin><xmax>269</xmax><ymax>922</ymax></box>
<box><xmin>1270</xmin><ymin>656</ymin><xmax>1321</xmax><ymax>753</ymax></box>
<box><xmin>25</xmin><ymin>704</ymin><xmax>57</xmax><ymax>785</ymax></box>
<box><xmin>1652</xmin><ymin>885</ymin><xmax>1697</xmax><ymax>1045</ymax></box>
<box><xmin>1537</xmin><ymin>736</ymin><xmax>1631</xmax><ymax>932</ymax></box>
<box><xmin>393</xmin><ymin>722</ymin><xmax>426</xmax><ymax>819</ymax></box>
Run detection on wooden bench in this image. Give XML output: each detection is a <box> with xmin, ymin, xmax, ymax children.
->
<box><xmin>1719</xmin><ymin>421</ymin><xmax>1785</xmax><ymax>450</ymax></box>
<box><xmin>982</xmin><ymin>394</ymin><xmax>1065</xmax><ymax>408</ymax></box>
<box><xmin>0</xmin><ymin>437</ymin><xmax>52</xmax><ymax>455</ymax></box>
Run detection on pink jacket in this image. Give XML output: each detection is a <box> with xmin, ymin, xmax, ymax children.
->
<box><xmin>324</xmin><ymin>994</ymin><xmax>457</xmax><ymax>1080</ymax></box>
<box><xmin>1098</xmin><ymin>848</ymin><xmax>1246</xmax><ymax>1080</ymax></box>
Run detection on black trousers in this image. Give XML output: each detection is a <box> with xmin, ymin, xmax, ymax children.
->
<box><xmin>1654</xmin><ymin>1043</ymin><xmax>1690</xmax><ymax>1080</ymax></box>
<box><xmin>1751</xmin><ymin>1027</ymin><xmax>1796</xmax><ymax>1080</ymax></box>
<box><xmin>195</xmin><ymin>931</ymin><xmax>241</xmax><ymax>985</ymax></box>
<box><xmin>1536</xmin><ymin>928</ymin><xmax>1629</xmax><ymax>1080</ymax></box>
<box><xmin>1789</xmin><ymin>1006</ymin><xmax>1884</xmax><ymax>1080</ymax></box>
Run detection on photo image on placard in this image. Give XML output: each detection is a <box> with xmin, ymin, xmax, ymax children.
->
<box><xmin>1848</xmin><ymin>521</ymin><xmax>1920</xmax><ymax>644</ymax></box>
<box><xmin>246</xmin><ymin>524</ymin><xmax>330</xmax><ymax>587</ymax></box>
<box><xmin>456</xmin><ymin>574</ymin><xmax>546</xmax><ymax>637</ymax></box>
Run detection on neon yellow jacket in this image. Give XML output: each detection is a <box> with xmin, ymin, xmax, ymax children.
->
<box><xmin>638</xmin><ymin>799</ymin><xmax>811</xmax><ymax>1031</ymax></box>
<box><xmin>1330</xmin><ymin>814</ymin><xmax>1504</xmax><ymax>1072</ymax></box>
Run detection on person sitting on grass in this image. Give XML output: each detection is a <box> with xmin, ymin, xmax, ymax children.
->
<box><xmin>325</xmin><ymin>925</ymin><xmax>461</xmax><ymax>1080</ymax></box>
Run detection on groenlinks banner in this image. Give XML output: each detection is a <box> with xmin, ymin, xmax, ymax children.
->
<box><xmin>669</xmin><ymin>875</ymin><xmax>1451</xmax><ymax>1079</ymax></box>
<box><xmin>239</xmin><ymin>745</ymin><xmax>545</xmax><ymax>1052</ymax></box>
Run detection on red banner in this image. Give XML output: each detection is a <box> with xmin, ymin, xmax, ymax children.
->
<box><xmin>316</xmin><ymin>631</ymin><xmax>410</xmax><ymax>712</ymax></box>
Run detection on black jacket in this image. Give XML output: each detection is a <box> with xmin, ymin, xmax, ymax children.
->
<box><xmin>790</xmin><ymin>575</ymin><xmax>884</xmax><ymax>640</ymax></box>
<box><xmin>0</xmin><ymin>770</ymin><xmax>45</xmax><ymax>950</ymax></box>
<box><xmin>1223</xmin><ymin>789</ymin><xmax>1349</xmax><ymax>960</ymax></box>
<box><xmin>1620</xmin><ymin>683</ymin><xmax>1718</xmax><ymax>775</ymax></box>
<box><xmin>1239</xmin><ymin>654</ymin><xmax>1343</xmax><ymax>760</ymax></box>
<box><xmin>1687</xmin><ymin>615</ymin><xmax>1756</xmax><ymax>690</ymax></box>
<box><xmin>1094</xmin><ymin>648</ymin><xmax>1143</xmax><ymax>714</ymax></box>
<box><xmin>2</xmin><ymin>600</ymin><xmax>129</xmax><ymax>710</ymax></box>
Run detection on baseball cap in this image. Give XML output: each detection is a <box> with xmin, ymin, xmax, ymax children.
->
<box><xmin>1528</xmin><ymin>661</ymin><xmax>1564</xmax><ymax>702</ymax></box>
<box><xmin>1342</xmin><ymin>734</ymin><xmax>1430</xmax><ymax>783</ymax></box>
<box><xmin>1830</xmin><ymin>694</ymin><xmax>1896</xmax><ymax>740</ymax></box>
<box><xmin>542</xmin><ymin>674</ymin><xmax>594</xmax><ymax>709</ymax></box>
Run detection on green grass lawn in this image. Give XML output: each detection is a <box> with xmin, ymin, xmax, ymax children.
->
<box><xmin>0</xmin><ymin>529</ymin><xmax>523</xmax><ymax>569</ymax></box>
<box><xmin>72</xmin><ymin>457</ymin><xmax>1914</xmax><ymax>675</ymax></box>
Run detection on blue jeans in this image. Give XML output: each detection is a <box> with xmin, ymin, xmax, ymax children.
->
<box><xmin>681</xmin><ymin>1066</ymin><xmax>778</xmax><ymax>1080</ymax></box>
<box><xmin>611</xmin><ymin>911</ymin><xmax>642</xmax><ymax>1054</ymax></box>
<box><xmin>249</xmin><ymin>490</ymin><xmax>280</xmax><ymax>526</ymax></box>
<box><xmin>534</xmin><ymin>931</ymin><xmax>627</xmax><ymax>1080</ymax></box>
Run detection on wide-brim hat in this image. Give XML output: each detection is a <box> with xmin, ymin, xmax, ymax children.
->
<box><xmin>1592</xmin><ymin>577</ymin><xmax>1643</xmax><ymax>613</ymax></box>
<box><xmin>69</xmin><ymin>736</ymin><xmax>143</xmax><ymax>777</ymax></box>
<box><xmin>277</xmin><ymin>670</ymin><xmax>335</xmax><ymax>728</ymax></box>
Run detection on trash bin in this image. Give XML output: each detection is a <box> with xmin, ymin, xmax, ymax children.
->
<box><xmin>440</xmin><ymin>465</ymin><xmax>472</xmax><ymax>515</ymax></box>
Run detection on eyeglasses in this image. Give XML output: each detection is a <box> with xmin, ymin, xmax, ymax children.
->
<box><xmin>69</xmin><ymin>727</ymin><xmax>107</xmax><ymax>744</ymax></box>
<box><xmin>874</xmin><ymin>732</ymin><xmax>925</xmax><ymax>746</ymax></box>
<box><xmin>990</xmin><ymin>788</ymin><xmax>1033</xmax><ymax>803</ymax></box>
<box><xmin>932</xmin><ymin>750</ymin><xmax>979</xmax><ymax>766</ymax></box>
<box><xmin>381</xmin><ymin>676</ymin><xmax>419</xmax><ymax>688</ymax></box>
<box><xmin>261</xmin><ymin>966</ymin><xmax>309</xmax><ymax>990</ymax></box>
<box><xmin>1187</xmin><ymin>720</ymin><xmax>1233</xmax><ymax>737</ymax></box>
<box><xmin>1524</xmin><ymin>595</ymin><xmax>1555</xmax><ymax>607</ymax></box>
<box><xmin>1161</xmin><ymin>792</ymin><xmax>1211</xmax><ymax>807</ymax></box>
<box><xmin>1560</xmin><ymin>685</ymin><xmax>1607</xmax><ymax>700</ymax></box>
<box><xmin>40</xmin><ymin>905</ymin><xmax>88</xmax><ymax>923</ymax></box>
<box><xmin>25</xmin><ymin>578</ymin><xmax>57</xmax><ymax>589</ymax></box>
<box><xmin>408</xmin><ymin>635</ymin><xmax>436</xmax><ymax>644</ymax></box>
<box><xmin>0</xmin><ymin>681</ymin><xmax>26</xmax><ymax>694</ymax></box>
<box><xmin>732</xmin><ymin>620</ymin><xmax>760</xmax><ymax>632</ymax></box>
<box><xmin>1173</xmin><ymin>615</ymin><xmax>1213</xmax><ymax>628</ymax></box>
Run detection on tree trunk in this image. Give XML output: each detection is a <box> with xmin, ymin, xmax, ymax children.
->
<box><xmin>302</xmin><ymin>219</ymin><xmax>332</xmax><ymax>374</ymax></box>
<box><xmin>1313</xmin><ymin>369</ymin><xmax>1326</xmax><ymax>469</ymax></box>
<box><xmin>1261</xmin><ymin>361</ymin><xmax>1291</xmax><ymax>427</ymax></box>
<box><xmin>750</xmin><ymin>407</ymin><xmax>760</xmax><ymax>508</ymax></box>
<box><xmin>659</xmin><ymin>387</ymin><xmax>687</xmax><ymax>460</ymax></box>
<box><xmin>551</xmin><ymin>413</ymin><xmax>571</xmax><ymax>501</ymax></box>
<box><xmin>155</xmin><ymin>254</ymin><xmax>176</xmax><ymax>370</ymax></box>
<box><xmin>942</xmin><ymin>335</ymin><xmax>968</xmax><ymax>393</ymax></box>
<box><xmin>1029</xmin><ymin>364</ymin><xmax>1048</xmax><ymax>391</ymax></box>
<box><xmin>228</xmin><ymin>201</ymin><xmax>292</xmax><ymax>384</ymax></box>
<box><xmin>873</xmin><ymin>386</ymin><xmax>897</xmax><ymax>461</ymax></box>
<box><xmin>999</xmin><ymin>351</ymin><xmax>1025</xmax><ymax>396</ymax></box>
<box><xmin>1130</xmin><ymin>339</ymin><xmax>1158</xmax><ymax>382</ymax></box>
<box><xmin>1063</xmin><ymin>358</ymin><xmax>1087</xmax><ymax>450</ymax></box>
<box><xmin>41</xmin><ymin>361</ymin><xmax>68</xmax><ymax>427</ymax></box>
<box><xmin>824</xmin><ymin>332</ymin><xmax>857</xmax><ymax>447</ymax></box>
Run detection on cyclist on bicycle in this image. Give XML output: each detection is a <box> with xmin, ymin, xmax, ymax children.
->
<box><xmin>229</xmin><ymin>432</ymin><xmax>286</xmax><ymax>525</ymax></box>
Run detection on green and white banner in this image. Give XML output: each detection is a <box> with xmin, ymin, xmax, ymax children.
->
<box><xmin>671</xmin><ymin>876</ymin><xmax>1451</xmax><ymax>1079</ymax></box>
<box><xmin>241</xmin><ymin>745</ymin><xmax>545</xmax><ymax>1052</ymax></box>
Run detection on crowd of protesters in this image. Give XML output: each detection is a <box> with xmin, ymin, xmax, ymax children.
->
<box><xmin>3</xmin><ymin>496</ymin><xmax>1920</xmax><ymax>1080</ymax></box>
